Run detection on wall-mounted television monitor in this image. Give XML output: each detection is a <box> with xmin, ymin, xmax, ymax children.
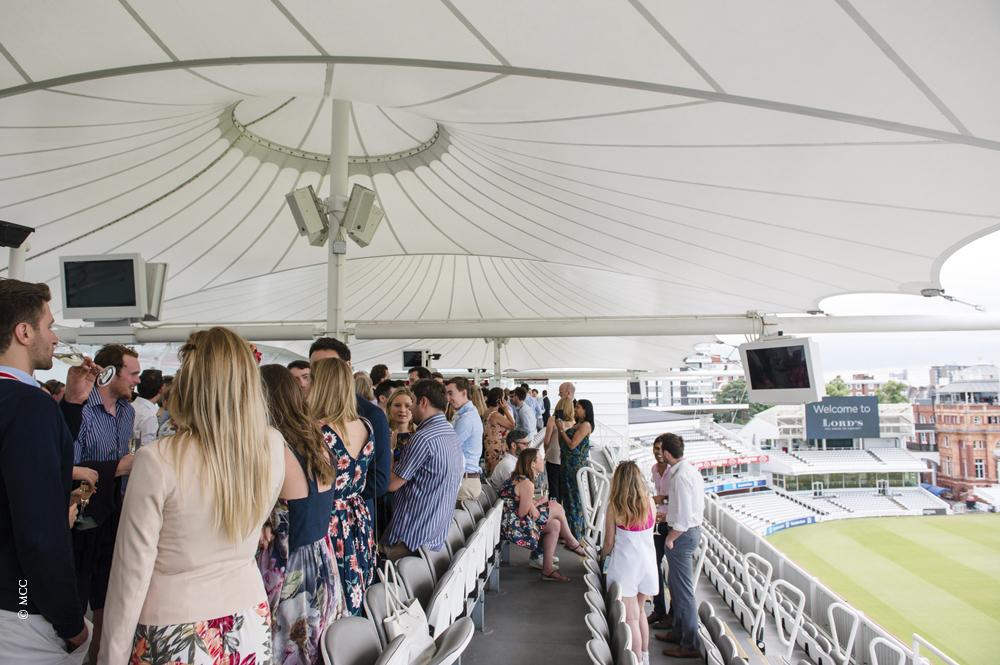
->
<box><xmin>60</xmin><ymin>254</ymin><xmax>147</xmax><ymax>320</ymax></box>
<box><xmin>738</xmin><ymin>336</ymin><xmax>824</xmax><ymax>405</ymax></box>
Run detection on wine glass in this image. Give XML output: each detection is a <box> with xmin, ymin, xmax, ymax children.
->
<box><xmin>52</xmin><ymin>343</ymin><xmax>116</xmax><ymax>387</ymax></box>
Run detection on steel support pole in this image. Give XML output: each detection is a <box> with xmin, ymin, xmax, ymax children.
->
<box><xmin>491</xmin><ymin>338</ymin><xmax>507</xmax><ymax>385</ymax></box>
<box><xmin>8</xmin><ymin>239</ymin><xmax>29</xmax><ymax>281</ymax></box>
<box><xmin>326</xmin><ymin>99</ymin><xmax>350</xmax><ymax>341</ymax></box>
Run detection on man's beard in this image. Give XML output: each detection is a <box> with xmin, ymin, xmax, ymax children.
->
<box><xmin>31</xmin><ymin>344</ymin><xmax>53</xmax><ymax>372</ymax></box>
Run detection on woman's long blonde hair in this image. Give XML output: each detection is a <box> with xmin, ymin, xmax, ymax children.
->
<box><xmin>469</xmin><ymin>383</ymin><xmax>487</xmax><ymax>420</ymax></box>
<box><xmin>554</xmin><ymin>396</ymin><xmax>574</xmax><ymax>422</ymax></box>
<box><xmin>609</xmin><ymin>461</ymin><xmax>650</xmax><ymax>529</ymax></box>
<box><xmin>354</xmin><ymin>371</ymin><xmax>375</xmax><ymax>401</ymax></box>
<box><xmin>167</xmin><ymin>327</ymin><xmax>272</xmax><ymax>543</ymax></box>
<box><xmin>309</xmin><ymin>358</ymin><xmax>359</xmax><ymax>440</ymax></box>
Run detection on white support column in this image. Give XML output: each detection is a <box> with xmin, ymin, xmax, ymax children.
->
<box><xmin>8</xmin><ymin>238</ymin><xmax>29</xmax><ymax>280</ymax></box>
<box><xmin>327</xmin><ymin>99</ymin><xmax>350</xmax><ymax>342</ymax></box>
<box><xmin>491</xmin><ymin>337</ymin><xmax>507</xmax><ymax>385</ymax></box>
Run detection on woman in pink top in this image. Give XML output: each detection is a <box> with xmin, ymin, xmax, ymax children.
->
<box><xmin>648</xmin><ymin>435</ymin><xmax>673</xmax><ymax>627</ymax></box>
<box><xmin>602</xmin><ymin>461</ymin><xmax>659</xmax><ymax>665</ymax></box>
<box><xmin>97</xmin><ymin>328</ymin><xmax>284</xmax><ymax>665</ymax></box>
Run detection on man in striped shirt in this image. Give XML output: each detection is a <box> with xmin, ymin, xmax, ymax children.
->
<box><xmin>71</xmin><ymin>344</ymin><xmax>140</xmax><ymax>664</ymax></box>
<box><xmin>382</xmin><ymin>379</ymin><xmax>463</xmax><ymax>561</ymax></box>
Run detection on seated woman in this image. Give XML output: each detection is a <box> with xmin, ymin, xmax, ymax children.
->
<box><xmin>499</xmin><ymin>448</ymin><xmax>586</xmax><ymax>582</ymax></box>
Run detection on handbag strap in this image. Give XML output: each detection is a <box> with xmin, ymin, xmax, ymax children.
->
<box><xmin>377</xmin><ymin>559</ymin><xmax>407</xmax><ymax>613</ymax></box>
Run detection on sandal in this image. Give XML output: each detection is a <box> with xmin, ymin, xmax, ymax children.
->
<box><xmin>566</xmin><ymin>543</ymin><xmax>588</xmax><ymax>557</ymax></box>
<box><xmin>541</xmin><ymin>569</ymin><xmax>571</xmax><ymax>582</ymax></box>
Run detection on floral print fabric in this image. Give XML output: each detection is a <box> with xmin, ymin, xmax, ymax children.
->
<box><xmin>258</xmin><ymin>499</ymin><xmax>345</xmax><ymax>665</ymax></box>
<box><xmin>483</xmin><ymin>410</ymin><xmax>509</xmax><ymax>474</ymax></box>
<box><xmin>129</xmin><ymin>601</ymin><xmax>271</xmax><ymax>665</ymax></box>
<box><xmin>559</xmin><ymin>427</ymin><xmax>590</xmax><ymax>539</ymax></box>
<box><xmin>323</xmin><ymin>422</ymin><xmax>376</xmax><ymax>616</ymax></box>
<box><xmin>499</xmin><ymin>477</ymin><xmax>550</xmax><ymax>554</ymax></box>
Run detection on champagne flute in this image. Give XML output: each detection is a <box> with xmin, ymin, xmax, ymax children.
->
<box><xmin>52</xmin><ymin>343</ymin><xmax>116</xmax><ymax>387</ymax></box>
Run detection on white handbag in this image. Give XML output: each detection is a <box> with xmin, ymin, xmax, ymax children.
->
<box><xmin>378</xmin><ymin>561</ymin><xmax>437</xmax><ymax>665</ymax></box>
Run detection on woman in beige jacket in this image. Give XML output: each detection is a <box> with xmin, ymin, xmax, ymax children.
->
<box><xmin>97</xmin><ymin>327</ymin><xmax>284</xmax><ymax>665</ymax></box>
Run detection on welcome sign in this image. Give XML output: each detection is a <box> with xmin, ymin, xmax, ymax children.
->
<box><xmin>805</xmin><ymin>396</ymin><xmax>880</xmax><ymax>439</ymax></box>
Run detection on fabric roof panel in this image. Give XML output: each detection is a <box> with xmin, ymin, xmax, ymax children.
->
<box><xmin>645</xmin><ymin>0</ymin><xmax>957</xmax><ymax>132</ymax></box>
<box><xmin>0</xmin><ymin>1</ymin><xmax>164</xmax><ymax>82</ymax></box>
<box><xmin>853</xmin><ymin>0</ymin><xmax>1000</xmax><ymax>140</ymax></box>
<box><xmin>453</xmin><ymin>0</ymin><xmax>714</xmax><ymax>88</ymax></box>
<box><xmin>124</xmin><ymin>0</ymin><xmax>320</xmax><ymax>60</ymax></box>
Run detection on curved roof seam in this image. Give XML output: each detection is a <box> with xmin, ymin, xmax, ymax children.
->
<box><xmin>2</xmin><ymin>56</ymin><xmax>996</xmax><ymax>150</ymax></box>
<box><xmin>363</xmin><ymin>255</ymin><xmax>431</xmax><ymax>321</ymax></box>
<box><xmin>418</xmin><ymin>255</ymin><xmax>448</xmax><ymax>320</ymax></box>
<box><xmin>473</xmin><ymin>139</ymin><xmax>1000</xmax><ymax>222</ymax></box>
<box><xmin>435</xmin><ymin>145</ymin><xmax>795</xmax><ymax>308</ymax></box>
<box><xmin>350</xmin><ymin>103</ymin><xmax>407</xmax><ymax>254</ymax></box>
<box><xmin>454</xmin><ymin>136</ymin><xmax>904</xmax><ymax>283</ymax></box>
<box><xmin>0</xmin><ymin>107</ymin><xmax>217</xmax><ymax>129</ymax></box>
<box><xmin>438</xmin><ymin>0</ymin><xmax>510</xmax><ymax>66</ymax></box>
<box><xmin>47</xmin><ymin>88</ymin><xmax>220</xmax><ymax>108</ymax></box>
<box><xmin>383</xmin><ymin>157</ymin><xmax>471</xmax><ymax>254</ymax></box>
<box><xmin>464</xmin><ymin>256</ymin><xmax>484</xmax><ymax>320</ymax></box>
<box><xmin>446</xmin><ymin>143</ymin><xmax>830</xmax><ymax>299</ymax></box>
<box><xmin>835</xmin><ymin>0</ymin><xmax>969</xmax><ymax>136</ymax></box>
<box><xmin>436</xmin><ymin>100</ymin><xmax>712</xmax><ymax>126</ymax></box>
<box><xmin>0</xmin><ymin>112</ymin><xmax>222</xmax><ymax>182</ymax></box>
<box><xmin>460</xmin><ymin>135</ymin><xmax>939</xmax><ymax>265</ymax></box>
<box><xmin>2</xmin><ymin>121</ymin><xmax>227</xmax><ymax>219</ymax></box>
<box><xmin>625</xmin><ymin>0</ymin><xmax>724</xmax><ymax>93</ymax></box>
<box><xmin>396</xmin><ymin>73</ymin><xmax>506</xmax><ymax>110</ymax></box>
<box><xmin>405</xmin><ymin>149</ymin><xmax>541</xmax><ymax>260</ymax></box>
<box><xmin>476</xmin><ymin>256</ymin><xmax>514</xmax><ymax>319</ymax></box>
<box><xmin>0</xmin><ymin>108</ymin><xmax>222</xmax><ymax>157</ymax></box>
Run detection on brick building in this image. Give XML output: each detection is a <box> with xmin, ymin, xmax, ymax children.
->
<box><xmin>928</xmin><ymin>375</ymin><xmax>1000</xmax><ymax>495</ymax></box>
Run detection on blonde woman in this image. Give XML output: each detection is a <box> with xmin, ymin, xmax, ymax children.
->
<box><xmin>469</xmin><ymin>383</ymin><xmax>487</xmax><ymax>420</ymax></box>
<box><xmin>385</xmin><ymin>388</ymin><xmax>416</xmax><ymax>460</ymax></box>
<box><xmin>97</xmin><ymin>328</ymin><xmax>284</xmax><ymax>665</ymax></box>
<box><xmin>309</xmin><ymin>358</ymin><xmax>375</xmax><ymax>616</ymax></box>
<box><xmin>601</xmin><ymin>461</ymin><xmax>658</xmax><ymax>665</ymax></box>
<box><xmin>483</xmin><ymin>387</ymin><xmax>515</xmax><ymax>474</ymax></box>
<box><xmin>353</xmin><ymin>371</ymin><xmax>375</xmax><ymax>404</ymax></box>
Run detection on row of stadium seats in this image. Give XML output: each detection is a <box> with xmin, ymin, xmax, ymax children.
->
<box><xmin>320</xmin><ymin>487</ymin><xmax>503</xmax><ymax>665</ymax></box>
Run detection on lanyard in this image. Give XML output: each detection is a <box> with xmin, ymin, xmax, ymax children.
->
<box><xmin>0</xmin><ymin>371</ymin><xmax>22</xmax><ymax>382</ymax></box>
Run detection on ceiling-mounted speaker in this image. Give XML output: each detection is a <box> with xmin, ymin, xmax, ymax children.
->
<box><xmin>344</xmin><ymin>184</ymin><xmax>384</xmax><ymax>248</ymax></box>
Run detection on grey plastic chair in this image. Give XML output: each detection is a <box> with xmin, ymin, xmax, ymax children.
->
<box><xmin>717</xmin><ymin>634</ymin><xmax>738</xmax><ymax>661</ymax></box>
<box><xmin>607</xmin><ymin>598</ymin><xmax>625</xmax><ymax>630</ymax></box>
<box><xmin>420</xmin><ymin>544</ymin><xmax>451</xmax><ymax>584</ymax></box>
<box><xmin>585</xmin><ymin>589</ymin><xmax>606</xmax><ymax>616</ymax></box>
<box><xmin>604</xmin><ymin>580</ymin><xmax>622</xmax><ymax>606</ymax></box>
<box><xmin>363</xmin><ymin>582</ymin><xmax>390</xmax><ymax>648</ymax></box>
<box><xmin>482</xmin><ymin>483</ymin><xmax>499</xmax><ymax>505</ymax></box>
<box><xmin>586</xmin><ymin>637</ymin><xmax>613</xmax><ymax>665</ymax></box>
<box><xmin>585</xmin><ymin>610</ymin><xmax>609</xmax><ymax>642</ymax></box>
<box><xmin>612</xmin><ymin>619</ymin><xmax>631</xmax><ymax>655</ymax></box>
<box><xmin>616</xmin><ymin>642</ymin><xmax>638</xmax><ymax>665</ymax></box>
<box><xmin>453</xmin><ymin>508</ymin><xmax>476</xmax><ymax>540</ymax></box>
<box><xmin>707</xmin><ymin>615</ymin><xmax>725</xmax><ymax>645</ymax></box>
<box><xmin>375</xmin><ymin>635</ymin><xmax>408</xmax><ymax>665</ymax></box>
<box><xmin>397</xmin><ymin>555</ymin><xmax>435</xmax><ymax>610</ymax></box>
<box><xmin>427</xmin><ymin>616</ymin><xmax>475</xmax><ymax>665</ymax></box>
<box><xmin>698</xmin><ymin>600</ymin><xmax>715</xmax><ymax>625</ymax></box>
<box><xmin>476</xmin><ymin>490</ymin><xmax>493</xmax><ymax>513</ymax></box>
<box><xmin>461</xmin><ymin>498</ymin><xmax>485</xmax><ymax>523</ymax></box>
<box><xmin>444</xmin><ymin>520</ymin><xmax>466</xmax><ymax>558</ymax></box>
<box><xmin>322</xmin><ymin>616</ymin><xmax>381</xmax><ymax>665</ymax></box>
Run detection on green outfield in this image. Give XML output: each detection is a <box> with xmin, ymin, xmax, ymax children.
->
<box><xmin>767</xmin><ymin>514</ymin><xmax>1000</xmax><ymax>665</ymax></box>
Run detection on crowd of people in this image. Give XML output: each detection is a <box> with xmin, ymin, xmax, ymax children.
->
<box><xmin>0</xmin><ymin>277</ymin><xmax>605</xmax><ymax>665</ymax></box>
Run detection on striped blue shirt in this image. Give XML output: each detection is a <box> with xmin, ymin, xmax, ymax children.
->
<box><xmin>74</xmin><ymin>388</ymin><xmax>134</xmax><ymax>464</ymax></box>
<box><xmin>384</xmin><ymin>412</ymin><xmax>463</xmax><ymax>551</ymax></box>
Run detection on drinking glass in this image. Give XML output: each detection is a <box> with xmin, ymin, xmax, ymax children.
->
<box><xmin>52</xmin><ymin>343</ymin><xmax>115</xmax><ymax>387</ymax></box>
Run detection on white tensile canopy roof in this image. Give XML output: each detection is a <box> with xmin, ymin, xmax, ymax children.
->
<box><xmin>2</xmin><ymin>1</ymin><xmax>999</xmax><ymax>371</ymax></box>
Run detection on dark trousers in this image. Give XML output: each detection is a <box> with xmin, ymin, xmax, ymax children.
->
<box><xmin>72</xmin><ymin>511</ymin><xmax>119</xmax><ymax>611</ymax></box>
<box><xmin>652</xmin><ymin>522</ymin><xmax>672</xmax><ymax>615</ymax></box>
<box><xmin>546</xmin><ymin>462</ymin><xmax>562</xmax><ymax>502</ymax></box>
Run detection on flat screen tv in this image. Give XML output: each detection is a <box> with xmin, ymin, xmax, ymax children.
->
<box><xmin>738</xmin><ymin>336</ymin><xmax>824</xmax><ymax>405</ymax></box>
<box><xmin>60</xmin><ymin>254</ymin><xmax>147</xmax><ymax>320</ymax></box>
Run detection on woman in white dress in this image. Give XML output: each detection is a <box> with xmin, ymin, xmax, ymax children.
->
<box><xmin>602</xmin><ymin>461</ymin><xmax>659</xmax><ymax>665</ymax></box>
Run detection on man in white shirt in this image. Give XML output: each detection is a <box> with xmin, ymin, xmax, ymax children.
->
<box><xmin>489</xmin><ymin>429</ymin><xmax>531</xmax><ymax>488</ymax></box>
<box><xmin>656</xmin><ymin>433</ymin><xmax>704</xmax><ymax>659</ymax></box>
<box><xmin>132</xmin><ymin>369</ymin><xmax>163</xmax><ymax>447</ymax></box>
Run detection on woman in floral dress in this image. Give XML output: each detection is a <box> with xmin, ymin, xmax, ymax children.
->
<box><xmin>309</xmin><ymin>358</ymin><xmax>376</xmax><ymax>616</ymax></box>
<box><xmin>258</xmin><ymin>365</ymin><xmax>346</xmax><ymax>665</ymax></box>
<box><xmin>499</xmin><ymin>448</ymin><xmax>587</xmax><ymax>582</ymax></box>
<box><xmin>483</xmin><ymin>387</ymin><xmax>516</xmax><ymax>474</ymax></box>
<box><xmin>556</xmin><ymin>399</ymin><xmax>594</xmax><ymax>540</ymax></box>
